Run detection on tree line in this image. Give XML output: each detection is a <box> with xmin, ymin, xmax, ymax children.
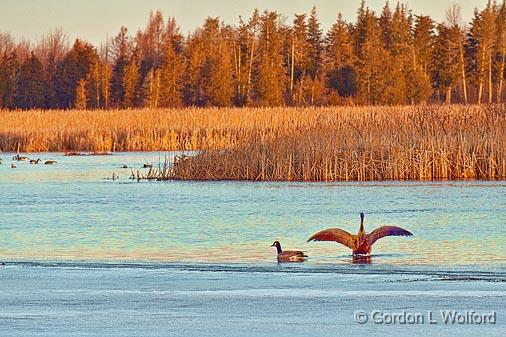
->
<box><xmin>0</xmin><ymin>1</ymin><xmax>505</xmax><ymax>109</ymax></box>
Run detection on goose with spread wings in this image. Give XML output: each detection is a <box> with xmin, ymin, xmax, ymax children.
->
<box><xmin>307</xmin><ymin>213</ymin><xmax>413</xmax><ymax>256</ymax></box>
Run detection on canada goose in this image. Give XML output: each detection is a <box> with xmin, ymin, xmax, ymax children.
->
<box><xmin>11</xmin><ymin>163</ymin><xmax>16</xmax><ymax>168</ymax></box>
<box><xmin>271</xmin><ymin>240</ymin><xmax>307</xmax><ymax>263</ymax></box>
<box><xmin>13</xmin><ymin>154</ymin><xmax>28</xmax><ymax>161</ymax></box>
<box><xmin>121</xmin><ymin>164</ymin><xmax>128</xmax><ymax>168</ymax></box>
<box><xmin>44</xmin><ymin>160</ymin><xmax>57</xmax><ymax>165</ymax></box>
<box><xmin>143</xmin><ymin>163</ymin><xmax>152</xmax><ymax>168</ymax></box>
<box><xmin>29</xmin><ymin>158</ymin><xmax>41</xmax><ymax>164</ymax></box>
<box><xmin>307</xmin><ymin>212</ymin><xmax>413</xmax><ymax>256</ymax></box>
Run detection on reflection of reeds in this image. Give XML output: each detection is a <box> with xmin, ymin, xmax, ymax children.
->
<box><xmin>169</xmin><ymin>105</ymin><xmax>505</xmax><ymax>181</ymax></box>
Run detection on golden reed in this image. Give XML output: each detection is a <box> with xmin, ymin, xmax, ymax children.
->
<box><xmin>1</xmin><ymin>105</ymin><xmax>504</xmax><ymax>181</ymax></box>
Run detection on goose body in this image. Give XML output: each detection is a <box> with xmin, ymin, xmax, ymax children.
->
<box><xmin>307</xmin><ymin>213</ymin><xmax>412</xmax><ymax>256</ymax></box>
<box><xmin>13</xmin><ymin>155</ymin><xmax>28</xmax><ymax>161</ymax></box>
<box><xmin>271</xmin><ymin>240</ymin><xmax>307</xmax><ymax>263</ymax></box>
<box><xmin>44</xmin><ymin>160</ymin><xmax>57</xmax><ymax>165</ymax></box>
<box><xmin>30</xmin><ymin>158</ymin><xmax>41</xmax><ymax>164</ymax></box>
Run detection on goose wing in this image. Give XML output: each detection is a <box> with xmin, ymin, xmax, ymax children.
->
<box><xmin>307</xmin><ymin>228</ymin><xmax>355</xmax><ymax>249</ymax></box>
<box><xmin>366</xmin><ymin>226</ymin><xmax>413</xmax><ymax>246</ymax></box>
<box><xmin>281</xmin><ymin>250</ymin><xmax>307</xmax><ymax>258</ymax></box>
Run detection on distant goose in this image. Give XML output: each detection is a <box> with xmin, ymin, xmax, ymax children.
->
<box><xmin>307</xmin><ymin>212</ymin><xmax>413</xmax><ymax>256</ymax></box>
<box><xmin>29</xmin><ymin>158</ymin><xmax>41</xmax><ymax>164</ymax></box>
<box><xmin>271</xmin><ymin>240</ymin><xmax>307</xmax><ymax>263</ymax></box>
<box><xmin>143</xmin><ymin>163</ymin><xmax>152</xmax><ymax>168</ymax></box>
<box><xmin>44</xmin><ymin>160</ymin><xmax>57</xmax><ymax>165</ymax></box>
<box><xmin>11</xmin><ymin>163</ymin><xmax>16</xmax><ymax>168</ymax></box>
<box><xmin>13</xmin><ymin>154</ymin><xmax>28</xmax><ymax>161</ymax></box>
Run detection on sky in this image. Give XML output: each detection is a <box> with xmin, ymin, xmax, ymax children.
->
<box><xmin>0</xmin><ymin>0</ymin><xmax>489</xmax><ymax>46</ymax></box>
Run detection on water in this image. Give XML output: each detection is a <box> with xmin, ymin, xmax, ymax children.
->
<box><xmin>0</xmin><ymin>152</ymin><xmax>505</xmax><ymax>336</ymax></box>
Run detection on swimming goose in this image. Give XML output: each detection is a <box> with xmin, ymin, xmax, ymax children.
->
<box><xmin>29</xmin><ymin>158</ymin><xmax>41</xmax><ymax>164</ymax></box>
<box><xmin>44</xmin><ymin>160</ymin><xmax>57</xmax><ymax>165</ymax></box>
<box><xmin>307</xmin><ymin>212</ymin><xmax>412</xmax><ymax>256</ymax></box>
<box><xmin>271</xmin><ymin>240</ymin><xmax>307</xmax><ymax>263</ymax></box>
<box><xmin>13</xmin><ymin>154</ymin><xmax>28</xmax><ymax>161</ymax></box>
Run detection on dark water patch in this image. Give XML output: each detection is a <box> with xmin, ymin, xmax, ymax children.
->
<box><xmin>4</xmin><ymin>260</ymin><xmax>506</xmax><ymax>282</ymax></box>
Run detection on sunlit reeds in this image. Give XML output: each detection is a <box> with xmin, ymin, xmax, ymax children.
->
<box><xmin>1</xmin><ymin>105</ymin><xmax>504</xmax><ymax>181</ymax></box>
<box><xmin>168</xmin><ymin>105</ymin><xmax>505</xmax><ymax>181</ymax></box>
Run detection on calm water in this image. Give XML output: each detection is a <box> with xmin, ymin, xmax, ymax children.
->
<box><xmin>0</xmin><ymin>152</ymin><xmax>505</xmax><ymax>336</ymax></box>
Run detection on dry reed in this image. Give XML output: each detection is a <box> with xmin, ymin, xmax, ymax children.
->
<box><xmin>168</xmin><ymin>105</ymin><xmax>506</xmax><ymax>181</ymax></box>
<box><xmin>1</xmin><ymin>105</ymin><xmax>504</xmax><ymax>181</ymax></box>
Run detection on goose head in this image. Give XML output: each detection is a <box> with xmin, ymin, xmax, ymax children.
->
<box><xmin>271</xmin><ymin>240</ymin><xmax>282</xmax><ymax>254</ymax></box>
<box><xmin>358</xmin><ymin>212</ymin><xmax>365</xmax><ymax>235</ymax></box>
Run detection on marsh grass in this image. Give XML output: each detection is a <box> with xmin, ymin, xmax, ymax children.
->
<box><xmin>168</xmin><ymin>105</ymin><xmax>505</xmax><ymax>181</ymax></box>
<box><xmin>1</xmin><ymin>105</ymin><xmax>504</xmax><ymax>181</ymax></box>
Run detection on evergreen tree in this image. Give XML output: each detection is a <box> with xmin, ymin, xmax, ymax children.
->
<box><xmin>0</xmin><ymin>51</ymin><xmax>18</xmax><ymax>108</ymax></box>
<box><xmin>158</xmin><ymin>18</ymin><xmax>185</xmax><ymax>107</ymax></box>
<box><xmin>495</xmin><ymin>1</ymin><xmax>506</xmax><ymax>102</ymax></box>
<box><xmin>110</xmin><ymin>26</ymin><xmax>131</xmax><ymax>107</ymax></box>
<box><xmin>123</xmin><ymin>59</ymin><xmax>140</xmax><ymax>108</ymax></box>
<box><xmin>468</xmin><ymin>2</ymin><xmax>497</xmax><ymax>103</ymax></box>
<box><xmin>74</xmin><ymin>78</ymin><xmax>87</xmax><ymax>109</ymax></box>
<box><xmin>324</xmin><ymin>13</ymin><xmax>356</xmax><ymax>103</ymax></box>
<box><xmin>14</xmin><ymin>52</ymin><xmax>46</xmax><ymax>109</ymax></box>
<box><xmin>56</xmin><ymin>39</ymin><xmax>98</xmax><ymax>108</ymax></box>
<box><xmin>254</xmin><ymin>11</ymin><xmax>287</xmax><ymax>106</ymax></box>
<box><xmin>432</xmin><ymin>24</ymin><xmax>460</xmax><ymax>103</ymax></box>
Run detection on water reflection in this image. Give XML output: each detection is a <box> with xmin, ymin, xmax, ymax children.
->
<box><xmin>351</xmin><ymin>255</ymin><xmax>372</xmax><ymax>264</ymax></box>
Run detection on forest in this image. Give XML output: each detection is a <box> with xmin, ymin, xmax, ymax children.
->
<box><xmin>0</xmin><ymin>1</ymin><xmax>505</xmax><ymax>109</ymax></box>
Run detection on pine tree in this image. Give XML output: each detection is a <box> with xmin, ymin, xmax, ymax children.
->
<box><xmin>354</xmin><ymin>6</ymin><xmax>392</xmax><ymax>104</ymax></box>
<box><xmin>254</xmin><ymin>11</ymin><xmax>287</xmax><ymax>106</ymax></box>
<box><xmin>159</xmin><ymin>48</ymin><xmax>184</xmax><ymax>107</ymax></box>
<box><xmin>0</xmin><ymin>51</ymin><xmax>18</xmax><ymax>108</ymax></box>
<box><xmin>495</xmin><ymin>1</ymin><xmax>506</xmax><ymax>102</ymax></box>
<box><xmin>123</xmin><ymin>59</ymin><xmax>140</xmax><ymax>108</ymax></box>
<box><xmin>14</xmin><ymin>52</ymin><xmax>46</xmax><ymax>109</ymax></box>
<box><xmin>143</xmin><ymin>68</ymin><xmax>160</xmax><ymax>108</ymax></box>
<box><xmin>74</xmin><ymin>78</ymin><xmax>87</xmax><ymax>109</ymax></box>
<box><xmin>413</xmin><ymin>15</ymin><xmax>435</xmax><ymax>77</ymax></box>
<box><xmin>324</xmin><ymin>13</ymin><xmax>356</xmax><ymax>103</ymax></box>
<box><xmin>56</xmin><ymin>39</ymin><xmax>98</xmax><ymax>108</ymax></box>
<box><xmin>432</xmin><ymin>24</ymin><xmax>460</xmax><ymax>103</ymax></box>
<box><xmin>289</xmin><ymin>13</ymin><xmax>308</xmax><ymax>104</ymax></box>
<box><xmin>306</xmin><ymin>7</ymin><xmax>324</xmax><ymax>104</ymax></box>
<box><xmin>110</xmin><ymin>26</ymin><xmax>131</xmax><ymax>107</ymax></box>
<box><xmin>468</xmin><ymin>2</ymin><xmax>497</xmax><ymax>103</ymax></box>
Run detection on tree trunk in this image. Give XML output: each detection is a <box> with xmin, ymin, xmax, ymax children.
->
<box><xmin>290</xmin><ymin>36</ymin><xmax>295</xmax><ymax>103</ymax></box>
<box><xmin>498</xmin><ymin>53</ymin><xmax>505</xmax><ymax>103</ymax></box>
<box><xmin>459</xmin><ymin>40</ymin><xmax>468</xmax><ymax>104</ymax></box>
<box><xmin>478</xmin><ymin>50</ymin><xmax>486</xmax><ymax>104</ymax></box>
<box><xmin>446</xmin><ymin>86</ymin><xmax>451</xmax><ymax>104</ymax></box>
<box><xmin>246</xmin><ymin>38</ymin><xmax>255</xmax><ymax>105</ymax></box>
<box><xmin>488</xmin><ymin>52</ymin><xmax>493</xmax><ymax>103</ymax></box>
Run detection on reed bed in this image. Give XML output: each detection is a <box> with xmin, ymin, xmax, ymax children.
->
<box><xmin>1</xmin><ymin>105</ymin><xmax>504</xmax><ymax>181</ymax></box>
<box><xmin>168</xmin><ymin>105</ymin><xmax>506</xmax><ymax>181</ymax></box>
<box><xmin>0</xmin><ymin>107</ymin><xmax>324</xmax><ymax>152</ymax></box>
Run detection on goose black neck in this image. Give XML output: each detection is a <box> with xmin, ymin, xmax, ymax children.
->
<box><xmin>359</xmin><ymin>213</ymin><xmax>365</xmax><ymax>232</ymax></box>
<box><xmin>275</xmin><ymin>243</ymin><xmax>282</xmax><ymax>254</ymax></box>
